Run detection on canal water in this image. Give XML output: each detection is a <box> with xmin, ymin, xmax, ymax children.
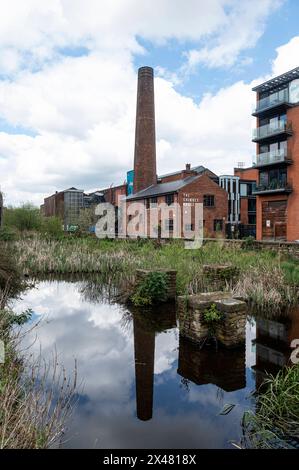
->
<box><xmin>12</xmin><ymin>279</ymin><xmax>295</xmax><ymax>449</ymax></box>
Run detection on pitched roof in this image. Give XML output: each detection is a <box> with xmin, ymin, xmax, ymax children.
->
<box><xmin>126</xmin><ymin>175</ymin><xmax>201</xmax><ymax>200</ymax></box>
<box><xmin>160</xmin><ymin>165</ymin><xmax>217</xmax><ymax>179</ymax></box>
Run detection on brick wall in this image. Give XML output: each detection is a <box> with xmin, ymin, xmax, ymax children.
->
<box><xmin>234</xmin><ymin>167</ymin><xmax>258</xmax><ymax>181</ymax></box>
<box><xmin>177</xmin><ymin>174</ymin><xmax>228</xmax><ymax>237</ymax></box>
<box><xmin>43</xmin><ymin>192</ymin><xmax>64</xmax><ymax>219</ymax></box>
<box><xmin>133</xmin><ymin>67</ymin><xmax>157</xmax><ymax>193</ymax></box>
<box><xmin>285</xmin><ymin>106</ymin><xmax>299</xmax><ymax>241</ymax></box>
<box><xmin>125</xmin><ymin>174</ymin><xmax>228</xmax><ymax>238</ymax></box>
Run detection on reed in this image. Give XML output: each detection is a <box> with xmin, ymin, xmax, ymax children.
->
<box><xmin>242</xmin><ymin>365</ymin><xmax>299</xmax><ymax>449</ymax></box>
<box><xmin>7</xmin><ymin>236</ymin><xmax>299</xmax><ymax>311</ymax></box>
<box><xmin>0</xmin><ymin>247</ymin><xmax>77</xmax><ymax>448</ymax></box>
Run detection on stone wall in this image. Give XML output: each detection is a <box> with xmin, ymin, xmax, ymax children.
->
<box><xmin>135</xmin><ymin>269</ymin><xmax>177</xmax><ymax>302</ymax></box>
<box><xmin>177</xmin><ymin>292</ymin><xmax>247</xmax><ymax>348</ymax></box>
<box><xmin>202</xmin><ymin>264</ymin><xmax>239</xmax><ymax>290</ymax></box>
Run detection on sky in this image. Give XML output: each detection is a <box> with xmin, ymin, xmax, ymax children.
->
<box><xmin>1</xmin><ymin>0</ymin><xmax>299</xmax><ymax>205</ymax></box>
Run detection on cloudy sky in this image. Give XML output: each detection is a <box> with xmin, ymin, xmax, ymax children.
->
<box><xmin>1</xmin><ymin>0</ymin><xmax>299</xmax><ymax>205</ymax></box>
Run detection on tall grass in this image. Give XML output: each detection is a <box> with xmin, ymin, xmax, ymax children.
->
<box><xmin>0</xmin><ymin>249</ymin><xmax>77</xmax><ymax>448</ymax></box>
<box><xmin>242</xmin><ymin>365</ymin><xmax>299</xmax><ymax>448</ymax></box>
<box><xmin>8</xmin><ymin>236</ymin><xmax>299</xmax><ymax>311</ymax></box>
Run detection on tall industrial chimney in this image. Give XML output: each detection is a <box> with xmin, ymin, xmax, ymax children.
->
<box><xmin>133</xmin><ymin>66</ymin><xmax>157</xmax><ymax>193</ymax></box>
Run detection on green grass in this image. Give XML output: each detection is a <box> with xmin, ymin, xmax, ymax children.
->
<box><xmin>0</xmin><ymin>249</ymin><xmax>76</xmax><ymax>449</ymax></box>
<box><xmin>242</xmin><ymin>365</ymin><xmax>299</xmax><ymax>448</ymax></box>
<box><xmin>6</xmin><ymin>235</ymin><xmax>299</xmax><ymax>311</ymax></box>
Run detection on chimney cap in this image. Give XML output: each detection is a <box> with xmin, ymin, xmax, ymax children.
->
<box><xmin>138</xmin><ymin>66</ymin><xmax>154</xmax><ymax>76</ymax></box>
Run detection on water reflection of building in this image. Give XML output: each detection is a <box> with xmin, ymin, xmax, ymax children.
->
<box><xmin>132</xmin><ymin>306</ymin><xmax>177</xmax><ymax>421</ymax></box>
<box><xmin>177</xmin><ymin>337</ymin><xmax>246</xmax><ymax>392</ymax></box>
<box><xmin>252</xmin><ymin>308</ymin><xmax>299</xmax><ymax>388</ymax></box>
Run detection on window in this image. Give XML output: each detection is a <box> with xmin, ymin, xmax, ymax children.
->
<box><xmin>203</xmin><ymin>195</ymin><xmax>215</xmax><ymax>207</ymax></box>
<box><xmin>150</xmin><ymin>196</ymin><xmax>157</xmax><ymax>206</ymax></box>
<box><xmin>240</xmin><ymin>183</ymin><xmax>247</xmax><ymax>197</ymax></box>
<box><xmin>165</xmin><ymin>219</ymin><xmax>174</xmax><ymax>231</ymax></box>
<box><xmin>248</xmin><ymin>198</ymin><xmax>256</xmax><ymax>212</ymax></box>
<box><xmin>165</xmin><ymin>194</ymin><xmax>174</xmax><ymax>206</ymax></box>
<box><xmin>185</xmin><ymin>223</ymin><xmax>194</xmax><ymax>231</ymax></box>
<box><xmin>248</xmin><ymin>214</ymin><xmax>256</xmax><ymax>225</ymax></box>
<box><xmin>213</xmin><ymin>219</ymin><xmax>223</xmax><ymax>232</ymax></box>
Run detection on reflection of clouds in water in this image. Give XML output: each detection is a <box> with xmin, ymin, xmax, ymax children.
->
<box><xmin>14</xmin><ymin>281</ymin><xmax>179</xmax><ymax>403</ymax></box>
<box><xmin>155</xmin><ymin>330</ymin><xmax>178</xmax><ymax>375</ymax></box>
<box><xmin>246</xmin><ymin>320</ymin><xmax>256</xmax><ymax>368</ymax></box>
<box><xmin>13</xmin><ymin>281</ymin><xmax>255</xmax><ymax>449</ymax></box>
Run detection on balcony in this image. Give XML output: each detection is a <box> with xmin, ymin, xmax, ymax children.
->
<box><xmin>252</xmin><ymin>121</ymin><xmax>292</xmax><ymax>143</ymax></box>
<box><xmin>252</xmin><ymin>89</ymin><xmax>292</xmax><ymax>117</ymax></box>
<box><xmin>253</xmin><ymin>148</ymin><xmax>292</xmax><ymax>168</ymax></box>
<box><xmin>252</xmin><ymin>180</ymin><xmax>292</xmax><ymax>195</ymax></box>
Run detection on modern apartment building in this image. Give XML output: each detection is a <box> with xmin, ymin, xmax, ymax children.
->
<box><xmin>219</xmin><ymin>166</ymin><xmax>258</xmax><ymax>238</ymax></box>
<box><xmin>252</xmin><ymin>66</ymin><xmax>299</xmax><ymax>241</ymax></box>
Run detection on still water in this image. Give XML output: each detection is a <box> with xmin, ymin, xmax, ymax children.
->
<box><xmin>13</xmin><ymin>279</ymin><xmax>296</xmax><ymax>449</ymax></box>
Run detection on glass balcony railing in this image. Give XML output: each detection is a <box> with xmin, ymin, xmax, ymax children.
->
<box><xmin>252</xmin><ymin>121</ymin><xmax>292</xmax><ymax>141</ymax></box>
<box><xmin>253</xmin><ymin>148</ymin><xmax>291</xmax><ymax>167</ymax></box>
<box><xmin>253</xmin><ymin>180</ymin><xmax>292</xmax><ymax>194</ymax></box>
<box><xmin>253</xmin><ymin>89</ymin><xmax>290</xmax><ymax>114</ymax></box>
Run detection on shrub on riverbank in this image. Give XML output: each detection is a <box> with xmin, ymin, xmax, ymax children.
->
<box><xmin>2</xmin><ymin>204</ymin><xmax>63</xmax><ymax>240</ymax></box>
<box><xmin>242</xmin><ymin>365</ymin><xmax>299</xmax><ymax>448</ymax></box>
<box><xmin>0</xmin><ymin>245</ymin><xmax>25</xmax><ymax>307</ymax></box>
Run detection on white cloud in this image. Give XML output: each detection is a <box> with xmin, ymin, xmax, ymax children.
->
<box><xmin>272</xmin><ymin>36</ymin><xmax>299</xmax><ymax>76</ymax></box>
<box><xmin>184</xmin><ymin>0</ymin><xmax>283</xmax><ymax>70</ymax></box>
<box><xmin>0</xmin><ymin>0</ymin><xmax>290</xmax><ymax>205</ymax></box>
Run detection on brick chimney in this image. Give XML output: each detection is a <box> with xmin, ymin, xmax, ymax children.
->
<box><xmin>181</xmin><ymin>163</ymin><xmax>194</xmax><ymax>179</ymax></box>
<box><xmin>133</xmin><ymin>66</ymin><xmax>157</xmax><ymax>193</ymax></box>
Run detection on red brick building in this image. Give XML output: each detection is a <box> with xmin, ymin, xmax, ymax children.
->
<box><xmin>126</xmin><ymin>169</ymin><xmax>228</xmax><ymax>238</ymax></box>
<box><xmin>125</xmin><ymin>66</ymin><xmax>228</xmax><ymax>239</ymax></box>
<box><xmin>252</xmin><ymin>66</ymin><xmax>299</xmax><ymax>241</ymax></box>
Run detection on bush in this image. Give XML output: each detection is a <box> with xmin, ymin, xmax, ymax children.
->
<box><xmin>0</xmin><ymin>246</ymin><xmax>24</xmax><ymax>305</ymax></box>
<box><xmin>4</xmin><ymin>204</ymin><xmax>42</xmax><ymax>232</ymax></box>
<box><xmin>242</xmin><ymin>236</ymin><xmax>256</xmax><ymax>250</ymax></box>
<box><xmin>131</xmin><ymin>272</ymin><xmax>168</xmax><ymax>307</ymax></box>
<box><xmin>202</xmin><ymin>303</ymin><xmax>224</xmax><ymax>336</ymax></box>
<box><xmin>41</xmin><ymin>216</ymin><xmax>64</xmax><ymax>239</ymax></box>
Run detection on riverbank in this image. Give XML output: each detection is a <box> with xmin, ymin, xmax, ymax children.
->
<box><xmin>0</xmin><ymin>245</ymin><xmax>76</xmax><ymax>448</ymax></box>
<box><xmin>8</xmin><ymin>235</ymin><xmax>299</xmax><ymax>312</ymax></box>
<box><xmin>242</xmin><ymin>365</ymin><xmax>299</xmax><ymax>449</ymax></box>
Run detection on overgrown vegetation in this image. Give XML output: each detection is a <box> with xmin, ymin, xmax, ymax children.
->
<box><xmin>242</xmin><ymin>365</ymin><xmax>299</xmax><ymax>449</ymax></box>
<box><xmin>0</xmin><ymin>204</ymin><xmax>64</xmax><ymax>240</ymax></box>
<box><xmin>202</xmin><ymin>303</ymin><xmax>224</xmax><ymax>337</ymax></box>
<box><xmin>131</xmin><ymin>271</ymin><xmax>168</xmax><ymax>306</ymax></box>
<box><xmin>0</xmin><ymin>245</ymin><xmax>26</xmax><ymax>308</ymax></box>
<box><xmin>1</xmin><ymin>205</ymin><xmax>299</xmax><ymax>311</ymax></box>
<box><xmin>5</xmin><ymin>235</ymin><xmax>299</xmax><ymax>311</ymax></box>
<box><xmin>0</xmin><ymin>248</ymin><xmax>76</xmax><ymax>448</ymax></box>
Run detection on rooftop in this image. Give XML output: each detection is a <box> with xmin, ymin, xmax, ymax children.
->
<box><xmin>126</xmin><ymin>175</ymin><xmax>201</xmax><ymax>200</ymax></box>
<box><xmin>252</xmin><ymin>66</ymin><xmax>299</xmax><ymax>93</ymax></box>
<box><xmin>160</xmin><ymin>165</ymin><xmax>217</xmax><ymax>179</ymax></box>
